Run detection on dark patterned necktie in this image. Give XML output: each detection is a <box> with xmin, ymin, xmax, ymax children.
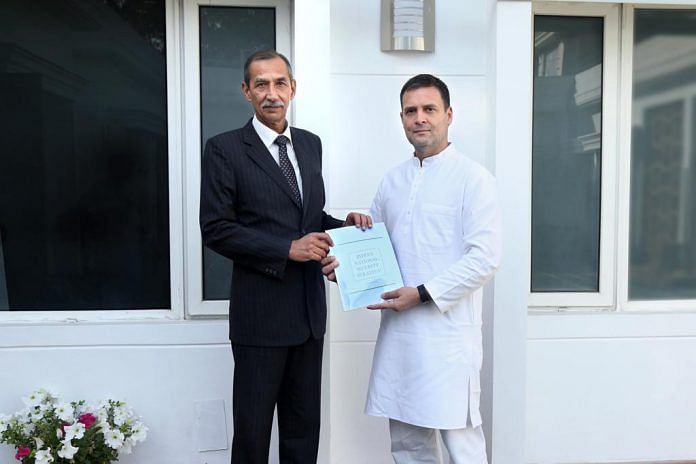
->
<box><xmin>274</xmin><ymin>135</ymin><xmax>301</xmax><ymax>205</ymax></box>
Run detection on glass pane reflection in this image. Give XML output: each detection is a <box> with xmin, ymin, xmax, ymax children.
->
<box><xmin>0</xmin><ymin>0</ymin><xmax>170</xmax><ymax>310</ymax></box>
<box><xmin>629</xmin><ymin>10</ymin><xmax>696</xmax><ymax>300</ymax></box>
<box><xmin>531</xmin><ymin>16</ymin><xmax>604</xmax><ymax>292</ymax></box>
<box><xmin>200</xmin><ymin>6</ymin><xmax>275</xmax><ymax>300</ymax></box>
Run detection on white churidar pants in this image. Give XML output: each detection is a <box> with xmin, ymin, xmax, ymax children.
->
<box><xmin>389</xmin><ymin>420</ymin><xmax>488</xmax><ymax>464</ymax></box>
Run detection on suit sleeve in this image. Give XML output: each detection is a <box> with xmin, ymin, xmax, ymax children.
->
<box><xmin>200</xmin><ymin>138</ymin><xmax>291</xmax><ymax>279</ymax></box>
<box><xmin>322</xmin><ymin>212</ymin><xmax>344</xmax><ymax>231</ymax></box>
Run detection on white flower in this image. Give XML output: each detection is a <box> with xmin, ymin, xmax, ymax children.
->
<box><xmin>22</xmin><ymin>391</ymin><xmax>44</xmax><ymax>408</ymax></box>
<box><xmin>113</xmin><ymin>405</ymin><xmax>131</xmax><ymax>426</ymax></box>
<box><xmin>64</xmin><ymin>422</ymin><xmax>85</xmax><ymax>441</ymax></box>
<box><xmin>22</xmin><ymin>389</ymin><xmax>54</xmax><ymax>409</ymax></box>
<box><xmin>130</xmin><ymin>422</ymin><xmax>148</xmax><ymax>443</ymax></box>
<box><xmin>57</xmin><ymin>439</ymin><xmax>79</xmax><ymax>459</ymax></box>
<box><xmin>54</xmin><ymin>402</ymin><xmax>74</xmax><ymax>422</ymax></box>
<box><xmin>94</xmin><ymin>406</ymin><xmax>109</xmax><ymax>427</ymax></box>
<box><xmin>105</xmin><ymin>428</ymin><xmax>125</xmax><ymax>449</ymax></box>
<box><xmin>5</xmin><ymin>391</ymin><xmax>147</xmax><ymax>459</ymax></box>
<box><xmin>34</xmin><ymin>448</ymin><xmax>54</xmax><ymax>464</ymax></box>
<box><xmin>38</xmin><ymin>401</ymin><xmax>54</xmax><ymax>413</ymax></box>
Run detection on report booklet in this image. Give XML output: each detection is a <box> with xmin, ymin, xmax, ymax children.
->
<box><xmin>327</xmin><ymin>222</ymin><xmax>404</xmax><ymax>311</ymax></box>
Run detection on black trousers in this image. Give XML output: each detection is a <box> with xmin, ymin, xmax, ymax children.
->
<box><xmin>231</xmin><ymin>336</ymin><xmax>324</xmax><ymax>464</ymax></box>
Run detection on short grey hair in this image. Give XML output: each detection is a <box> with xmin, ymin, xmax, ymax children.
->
<box><xmin>243</xmin><ymin>49</ymin><xmax>293</xmax><ymax>85</ymax></box>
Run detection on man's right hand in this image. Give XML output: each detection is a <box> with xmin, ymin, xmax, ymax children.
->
<box><xmin>289</xmin><ymin>232</ymin><xmax>333</xmax><ymax>262</ymax></box>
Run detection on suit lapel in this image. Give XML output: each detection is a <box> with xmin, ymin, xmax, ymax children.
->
<box><xmin>242</xmin><ymin>120</ymin><xmax>302</xmax><ymax>210</ymax></box>
<box><xmin>291</xmin><ymin>128</ymin><xmax>314</xmax><ymax>219</ymax></box>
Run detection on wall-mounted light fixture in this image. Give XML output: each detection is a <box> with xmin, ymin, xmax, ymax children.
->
<box><xmin>381</xmin><ymin>0</ymin><xmax>434</xmax><ymax>52</ymax></box>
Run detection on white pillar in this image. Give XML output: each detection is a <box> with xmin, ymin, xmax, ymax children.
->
<box><xmin>489</xmin><ymin>2</ymin><xmax>531</xmax><ymax>463</ymax></box>
<box><xmin>293</xmin><ymin>2</ymin><xmax>333</xmax><ymax>462</ymax></box>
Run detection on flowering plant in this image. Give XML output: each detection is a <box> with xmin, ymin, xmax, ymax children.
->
<box><xmin>0</xmin><ymin>389</ymin><xmax>147</xmax><ymax>464</ymax></box>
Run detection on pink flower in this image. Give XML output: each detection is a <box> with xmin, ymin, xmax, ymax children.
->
<box><xmin>79</xmin><ymin>413</ymin><xmax>96</xmax><ymax>429</ymax></box>
<box><xmin>15</xmin><ymin>446</ymin><xmax>30</xmax><ymax>460</ymax></box>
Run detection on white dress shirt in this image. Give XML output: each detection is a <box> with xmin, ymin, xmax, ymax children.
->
<box><xmin>365</xmin><ymin>144</ymin><xmax>502</xmax><ymax>429</ymax></box>
<box><xmin>252</xmin><ymin>115</ymin><xmax>303</xmax><ymax>199</ymax></box>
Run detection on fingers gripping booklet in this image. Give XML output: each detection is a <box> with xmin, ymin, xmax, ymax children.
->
<box><xmin>327</xmin><ymin>222</ymin><xmax>404</xmax><ymax>311</ymax></box>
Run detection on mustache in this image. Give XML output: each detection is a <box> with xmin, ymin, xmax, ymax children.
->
<box><xmin>261</xmin><ymin>100</ymin><xmax>284</xmax><ymax>109</ymax></box>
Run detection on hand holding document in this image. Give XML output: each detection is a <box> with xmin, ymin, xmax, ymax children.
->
<box><xmin>326</xmin><ymin>223</ymin><xmax>404</xmax><ymax>311</ymax></box>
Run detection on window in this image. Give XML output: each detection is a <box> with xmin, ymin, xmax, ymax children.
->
<box><xmin>530</xmin><ymin>4</ymin><xmax>619</xmax><ymax>308</ymax></box>
<box><xmin>627</xmin><ymin>9</ymin><xmax>696</xmax><ymax>302</ymax></box>
<box><xmin>531</xmin><ymin>4</ymin><xmax>696</xmax><ymax>311</ymax></box>
<box><xmin>199</xmin><ymin>6</ymin><xmax>276</xmax><ymax>301</ymax></box>
<box><xmin>532</xmin><ymin>15</ymin><xmax>604</xmax><ymax>294</ymax></box>
<box><xmin>621</xmin><ymin>7</ymin><xmax>696</xmax><ymax>309</ymax></box>
<box><xmin>0</xmin><ymin>0</ymin><xmax>170</xmax><ymax>311</ymax></box>
<box><xmin>0</xmin><ymin>0</ymin><xmax>292</xmax><ymax>319</ymax></box>
<box><xmin>183</xmin><ymin>0</ymin><xmax>291</xmax><ymax>316</ymax></box>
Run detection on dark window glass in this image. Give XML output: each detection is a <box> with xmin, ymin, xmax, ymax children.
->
<box><xmin>0</xmin><ymin>0</ymin><xmax>170</xmax><ymax>310</ymax></box>
<box><xmin>531</xmin><ymin>16</ymin><xmax>604</xmax><ymax>292</ymax></box>
<box><xmin>629</xmin><ymin>10</ymin><xmax>696</xmax><ymax>300</ymax></box>
<box><xmin>200</xmin><ymin>6</ymin><xmax>275</xmax><ymax>300</ymax></box>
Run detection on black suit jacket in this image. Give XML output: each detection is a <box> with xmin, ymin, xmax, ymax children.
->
<box><xmin>200</xmin><ymin>119</ymin><xmax>343</xmax><ymax>346</ymax></box>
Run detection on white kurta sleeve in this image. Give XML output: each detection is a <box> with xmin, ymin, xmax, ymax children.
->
<box><xmin>369</xmin><ymin>181</ymin><xmax>384</xmax><ymax>223</ymax></box>
<box><xmin>425</xmin><ymin>170</ymin><xmax>502</xmax><ymax>313</ymax></box>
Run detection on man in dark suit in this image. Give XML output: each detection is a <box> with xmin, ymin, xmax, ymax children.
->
<box><xmin>200</xmin><ymin>49</ymin><xmax>371</xmax><ymax>464</ymax></box>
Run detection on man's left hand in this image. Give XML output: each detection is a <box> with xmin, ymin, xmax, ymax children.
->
<box><xmin>321</xmin><ymin>255</ymin><xmax>339</xmax><ymax>282</ymax></box>
<box><xmin>344</xmin><ymin>212</ymin><xmax>373</xmax><ymax>230</ymax></box>
<box><xmin>367</xmin><ymin>287</ymin><xmax>420</xmax><ymax>312</ymax></box>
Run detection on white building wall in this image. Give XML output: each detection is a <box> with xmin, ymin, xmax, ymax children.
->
<box><xmin>0</xmin><ymin>322</ymin><xmax>236</xmax><ymax>464</ymax></box>
<box><xmin>2</xmin><ymin>1</ymin><xmax>696</xmax><ymax>464</ymax></box>
<box><xmin>526</xmin><ymin>313</ymin><xmax>696</xmax><ymax>463</ymax></box>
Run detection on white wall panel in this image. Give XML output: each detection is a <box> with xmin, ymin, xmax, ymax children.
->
<box><xmin>328</xmin><ymin>75</ymin><xmax>487</xmax><ymax>210</ymax></box>
<box><xmin>329</xmin><ymin>342</ymin><xmax>392</xmax><ymax>464</ymax></box>
<box><xmin>526</xmin><ymin>337</ymin><xmax>696</xmax><ymax>463</ymax></box>
<box><xmin>294</xmin><ymin>3</ymin><xmax>334</xmax><ymax>461</ymax></box>
<box><xmin>330</xmin><ymin>0</ymin><xmax>487</xmax><ymax>76</ymax></box>
<box><xmin>529</xmin><ymin>311</ymin><xmax>696</xmax><ymax>340</ymax></box>
<box><xmin>0</xmin><ymin>345</ymin><xmax>234</xmax><ymax>464</ymax></box>
<box><xmin>489</xmin><ymin>2</ymin><xmax>532</xmax><ymax>463</ymax></box>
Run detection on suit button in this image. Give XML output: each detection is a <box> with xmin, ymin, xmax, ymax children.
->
<box><xmin>300</xmin><ymin>228</ymin><xmax>306</xmax><ymax>235</ymax></box>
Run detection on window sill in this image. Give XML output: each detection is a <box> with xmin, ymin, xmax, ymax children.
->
<box><xmin>528</xmin><ymin>310</ymin><xmax>696</xmax><ymax>340</ymax></box>
<box><xmin>0</xmin><ymin>319</ymin><xmax>230</xmax><ymax>348</ymax></box>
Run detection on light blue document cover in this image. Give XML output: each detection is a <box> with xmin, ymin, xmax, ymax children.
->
<box><xmin>327</xmin><ymin>222</ymin><xmax>404</xmax><ymax>311</ymax></box>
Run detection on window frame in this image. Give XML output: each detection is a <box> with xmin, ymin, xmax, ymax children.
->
<box><xmin>529</xmin><ymin>3</ymin><xmax>620</xmax><ymax>309</ymax></box>
<box><xmin>182</xmin><ymin>0</ymin><xmax>292</xmax><ymax>317</ymax></box>
<box><xmin>617</xmin><ymin>4</ymin><xmax>696</xmax><ymax>312</ymax></box>
<box><xmin>0</xmin><ymin>0</ymin><xmax>185</xmax><ymax>323</ymax></box>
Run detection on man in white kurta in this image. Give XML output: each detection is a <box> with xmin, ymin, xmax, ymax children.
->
<box><xmin>328</xmin><ymin>74</ymin><xmax>502</xmax><ymax>463</ymax></box>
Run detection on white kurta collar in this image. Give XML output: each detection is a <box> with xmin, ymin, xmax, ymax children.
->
<box><xmin>411</xmin><ymin>143</ymin><xmax>455</xmax><ymax>167</ymax></box>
